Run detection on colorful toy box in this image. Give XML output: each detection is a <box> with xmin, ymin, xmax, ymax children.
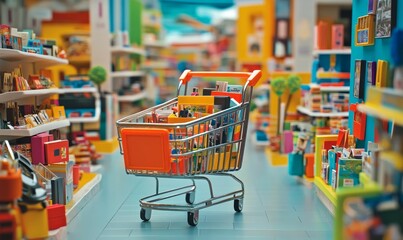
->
<box><xmin>31</xmin><ymin>133</ymin><xmax>54</xmax><ymax>165</ymax></box>
<box><xmin>47</xmin><ymin>204</ymin><xmax>66</xmax><ymax>230</ymax></box>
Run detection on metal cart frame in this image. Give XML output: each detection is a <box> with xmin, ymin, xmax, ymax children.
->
<box><xmin>116</xmin><ymin>70</ymin><xmax>261</xmax><ymax>226</ymax></box>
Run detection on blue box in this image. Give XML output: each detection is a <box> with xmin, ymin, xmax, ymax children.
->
<box><xmin>328</xmin><ymin>150</ymin><xmax>338</xmax><ymax>184</ymax></box>
<box><xmin>288</xmin><ymin>152</ymin><xmax>304</xmax><ymax>176</ymax></box>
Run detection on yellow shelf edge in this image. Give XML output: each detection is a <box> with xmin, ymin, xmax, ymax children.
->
<box><xmin>90</xmin><ymin>138</ymin><xmax>119</xmax><ymax>154</ymax></box>
<box><xmin>314</xmin><ymin>177</ymin><xmax>337</xmax><ymax>206</ymax></box>
<box><xmin>381</xmin><ymin>151</ymin><xmax>403</xmax><ymax>171</ymax></box>
<box><xmin>358</xmin><ymin>103</ymin><xmax>403</xmax><ymax>126</ymax></box>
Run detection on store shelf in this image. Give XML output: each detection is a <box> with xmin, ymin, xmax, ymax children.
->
<box><xmin>110</xmin><ymin>71</ymin><xmax>144</xmax><ymax>78</ymax></box>
<box><xmin>143</xmin><ymin>61</ymin><xmax>170</xmax><ymax>69</ymax></box>
<box><xmin>0</xmin><ymin>89</ymin><xmax>56</xmax><ymax>103</ymax></box>
<box><xmin>0</xmin><ymin>48</ymin><xmax>68</xmax><ymax>66</ymax></box>
<box><xmin>144</xmin><ymin>41</ymin><xmax>167</xmax><ymax>48</ymax></box>
<box><xmin>69</xmin><ymin>116</ymin><xmax>99</xmax><ymax>123</ymax></box>
<box><xmin>320</xmin><ymin>86</ymin><xmax>350</xmax><ymax>92</ymax></box>
<box><xmin>333</xmin><ymin>172</ymin><xmax>383</xmax><ymax>240</ymax></box>
<box><xmin>69</xmin><ymin>95</ymin><xmax>101</xmax><ymax>123</ymax></box>
<box><xmin>316</xmin><ymin>72</ymin><xmax>350</xmax><ymax>79</ymax></box>
<box><xmin>0</xmin><ymin>119</ymin><xmax>70</xmax><ymax>138</ymax></box>
<box><xmin>67</xmin><ymin>55</ymin><xmax>91</xmax><ymax>66</ymax></box>
<box><xmin>66</xmin><ymin>173</ymin><xmax>102</xmax><ymax>223</ymax></box>
<box><xmin>305</xmin><ymin>84</ymin><xmax>350</xmax><ymax>92</ymax></box>
<box><xmin>358</xmin><ymin>103</ymin><xmax>403</xmax><ymax>126</ymax></box>
<box><xmin>110</xmin><ymin>46</ymin><xmax>145</xmax><ymax>55</ymax></box>
<box><xmin>59</xmin><ymin>88</ymin><xmax>98</xmax><ymax>94</ymax></box>
<box><xmin>297</xmin><ymin>106</ymin><xmax>349</xmax><ymax>117</ymax></box>
<box><xmin>313</xmin><ymin>48</ymin><xmax>351</xmax><ymax>55</ymax></box>
<box><xmin>117</xmin><ymin>91</ymin><xmax>147</xmax><ymax>102</ymax></box>
<box><xmin>0</xmin><ymin>88</ymin><xmax>98</xmax><ymax>103</ymax></box>
<box><xmin>314</xmin><ymin>176</ymin><xmax>337</xmax><ymax>206</ymax></box>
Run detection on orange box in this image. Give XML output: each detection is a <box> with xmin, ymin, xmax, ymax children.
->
<box><xmin>304</xmin><ymin>153</ymin><xmax>315</xmax><ymax>178</ymax></box>
<box><xmin>121</xmin><ymin>128</ymin><xmax>171</xmax><ymax>173</ymax></box>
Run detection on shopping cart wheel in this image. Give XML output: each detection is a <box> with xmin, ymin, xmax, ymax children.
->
<box><xmin>140</xmin><ymin>208</ymin><xmax>151</xmax><ymax>221</ymax></box>
<box><xmin>185</xmin><ymin>191</ymin><xmax>195</xmax><ymax>204</ymax></box>
<box><xmin>187</xmin><ymin>210</ymin><xmax>199</xmax><ymax>226</ymax></box>
<box><xmin>234</xmin><ymin>199</ymin><xmax>243</xmax><ymax>212</ymax></box>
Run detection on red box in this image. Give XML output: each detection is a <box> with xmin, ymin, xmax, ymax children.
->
<box><xmin>47</xmin><ymin>204</ymin><xmax>66</xmax><ymax>230</ymax></box>
<box><xmin>350</xmin><ymin>104</ymin><xmax>367</xmax><ymax>141</ymax></box>
<box><xmin>73</xmin><ymin>165</ymin><xmax>80</xmax><ymax>188</ymax></box>
<box><xmin>44</xmin><ymin>140</ymin><xmax>69</xmax><ymax>164</ymax></box>
<box><xmin>322</xmin><ymin>140</ymin><xmax>337</xmax><ymax>152</ymax></box>
<box><xmin>31</xmin><ymin>133</ymin><xmax>54</xmax><ymax>165</ymax></box>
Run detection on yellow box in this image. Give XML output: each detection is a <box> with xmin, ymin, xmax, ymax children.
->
<box><xmin>207</xmin><ymin>151</ymin><xmax>238</xmax><ymax>172</ymax></box>
<box><xmin>355</xmin><ymin>15</ymin><xmax>375</xmax><ymax>46</ymax></box>
<box><xmin>177</xmin><ymin>96</ymin><xmax>214</xmax><ymax>114</ymax></box>
<box><xmin>20</xmin><ymin>202</ymin><xmax>48</xmax><ymax>239</ymax></box>
<box><xmin>376</xmin><ymin>60</ymin><xmax>388</xmax><ymax>88</ymax></box>
<box><xmin>167</xmin><ymin>114</ymin><xmax>195</xmax><ymax>123</ymax></box>
<box><xmin>51</xmin><ymin>105</ymin><xmax>66</xmax><ymax>119</ymax></box>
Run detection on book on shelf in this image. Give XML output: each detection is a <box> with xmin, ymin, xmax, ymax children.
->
<box><xmin>337</xmin><ymin>158</ymin><xmax>362</xmax><ymax>188</ymax></box>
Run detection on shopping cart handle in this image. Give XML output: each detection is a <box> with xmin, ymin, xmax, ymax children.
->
<box><xmin>179</xmin><ymin>70</ymin><xmax>262</xmax><ymax>87</ymax></box>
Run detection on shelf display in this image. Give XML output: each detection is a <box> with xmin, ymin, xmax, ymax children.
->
<box><xmin>0</xmin><ymin>20</ymin><xmax>103</xmax><ymax>239</ymax></box>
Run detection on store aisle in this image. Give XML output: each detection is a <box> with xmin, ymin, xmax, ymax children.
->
<box><xmin>68</xmin><ymin>134</ymin><xmax>334</xmax><ymax>240</ymax></box>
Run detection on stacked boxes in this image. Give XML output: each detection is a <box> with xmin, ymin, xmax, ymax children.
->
<box><xmin>301</xmin><ymin>88</ymin><xmax>349</xmax><ymax>113</ymax></box>
<box><xmin>47</xmin><ymin>204</ymin><xmax>67</xmax><ymax>230</ymax></box>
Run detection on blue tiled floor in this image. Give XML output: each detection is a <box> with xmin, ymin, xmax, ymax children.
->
<box><xmin>68</xmin><ymin>134</ymin><xmax>334</xmax><ymax>239</ymax></box>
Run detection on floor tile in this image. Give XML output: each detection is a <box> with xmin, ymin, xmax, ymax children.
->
<box><xmin>69</xmin><ymin>129</ymin><xmax>334</xmax><ymax>239</ymax></box>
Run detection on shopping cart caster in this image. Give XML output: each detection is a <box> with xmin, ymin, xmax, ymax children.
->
<box><xmin>234</xmin><ymin>199</ymin><xmax>243</xmax><ymax>212</ymax></box>
<box><xmin>185</xmin><ymin>191</ymin><xmax>195</xmax><ymax>204</ymax></box>
<box><xmin>140</xmin><ymin>208</ymin><xmax>151</xmax><ymax>222</ymax></box>
<box><xmin>187</xmin><ymin>210</ymin><xmax>199</xmax><ymax>226</ymax></box>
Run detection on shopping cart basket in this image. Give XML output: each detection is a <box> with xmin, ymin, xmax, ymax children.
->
<box><xmin>116</xmin><ymin>69</ymin><xmax>261</xmax><ymax>226</ymax></box>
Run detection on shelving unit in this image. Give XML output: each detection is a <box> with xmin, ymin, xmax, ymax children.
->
<box><xmin>144</xmin><ymin>41</ymin><xmax>167</xmax><ymax>48</ymax></box>
<box><xmin>313</xmin><ymin>48</ymin><xmax>351</xmax><ymax>55</ymax></box>
<box><xmin>110</xmin><ymin>71</ymin><xmax>145</xmax><ymax>78</ymax></box>
<box><xmin>64</xmin><ymin>91</ymin><xmax>101</xmax><ymax>124</ymax></box>
<box><xmin>0</xmin><ymin>48</ymin><xmax>68</xmax><ymax>66</ymax></box>
<box><xmin>0</xmin><ymin>88</ymin><xmax>98</xmax><ymax>103</ymax></box>
<box><xmin>0</xmin><ymin>46</ymin><xmax>71</xmax><ymax>141</ymax></box>
<box><xmin>313</xmin><ymin>134</ymin><xmax>339</xmax><ymax>214</ymax></box>
<box><xmin>297</xmin><ymin>106</ymin><xmax>349</xmax><ymax>117</ymax></box>
<box><xmin>116</xmin><ymin>91</ymin><xmax>147</xmax><ymax>102</ymax></box>
<box><xmin>0</xmin><ymin>120</ymin><xmax>70</xmax><ymax>140</ymax></box>
<box><xmin>332</xmin><ymin>88</ymin><xmax>403</xmax><ymax>240</ymax></box>
<box><xmin>357</xmin><ymin>88</ymin><xmax>403</xmax><ymax>126</ymax></box>
<box><xmin>318</xmin><ymin>86</ymin><xmax>350</xmax><ymax>92</ymax></box>
<box><xmin>143</xmin><ymin>61</ymin><xmax>170</xmax><ymax>69</ymax></box>
<box><xmin>110</xmin><ymin>46</ymin><xmax>146</xmax><ymax>55</ymax></box>
<box><xmin>316</xmin><ymin>72</ymin><xmax>350</xmax><ymax>79</ymax></box>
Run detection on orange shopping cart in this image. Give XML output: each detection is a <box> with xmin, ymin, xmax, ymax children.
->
<box><xmin>116</xmin><ymin>70</ymin><xmax>261</xmax><ymax>226</ymax></box>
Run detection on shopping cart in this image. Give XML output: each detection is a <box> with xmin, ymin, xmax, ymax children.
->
<box><xmin>116</xmin><ymin>69</ymin><xmax>261</xmax><ymax>226</ymax></box>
